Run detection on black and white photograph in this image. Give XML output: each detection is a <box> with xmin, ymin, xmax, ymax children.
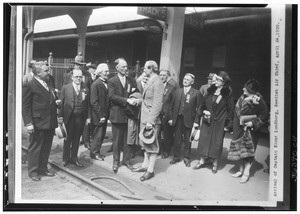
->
<box><xmin>3</xmin><ymin>2</ymin><xmax>297</xmax><ymax>211</ymax></box>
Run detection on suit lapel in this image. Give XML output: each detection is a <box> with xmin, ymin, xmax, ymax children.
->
<box><xmin>116</xmin><ymin>75</ymin><xmax>125</xmax><ymax>89</ymax></box>
<box><xmin>143</xmin><ymin>76</ymin><xmax>156</xmax><ymax>97</ymax></box>
<box><xmin>33</xmin><ymin>78</ymin><xmax>51</xmax><ymax>99</ymax></box>
<box><xmin>99</xmin><ymin>79</ymin><xmax>108</xmax><ymax>91</ymax></box>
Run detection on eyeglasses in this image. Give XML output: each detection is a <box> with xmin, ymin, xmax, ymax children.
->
<box><xmin>73</xmin><ymin>76</ymin><xmax>83</xmax><ymax>79</ymax></box>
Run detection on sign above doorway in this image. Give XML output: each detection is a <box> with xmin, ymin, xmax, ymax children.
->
<box><xmin>137</xmin><ymin>7</ymin><xmax>167</xmax><ymax>22</ymax></box>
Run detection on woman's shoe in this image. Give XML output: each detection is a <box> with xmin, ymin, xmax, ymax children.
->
<box><xmin>193</xmin><ymin>162</ymin><xmax>205</xmax><ymax>170</ymax></box>
<box><xmin>231</xmin><ymin>171</ymin><xmax>243</xmax><ymax>178</ymax></box>
<box><xmin>212</xmin><ymin>165</ymin><xmax>218</xmax><ymax>174</ymax></box>
<box><xmin>240</xmin><ymin>174</ymin><xmax>249</xmax><ymax>183</ymax></box>
<box><xmin>140</xmin><ymin>171</ymin><xmax>154</xmax><ymax>181</ymax></box>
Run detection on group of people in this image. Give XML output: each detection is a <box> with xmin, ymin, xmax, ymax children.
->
<box><xmin>22</xmin><ymin>55</ymin><xmax>269</xmax><ymax>184</ymax></box>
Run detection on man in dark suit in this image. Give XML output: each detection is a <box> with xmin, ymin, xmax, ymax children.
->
<box><xmin>58</xmin><ymin>68</ymin><xmax>91</xmax><ymax>167</ymax></box>
<box><xmin>159</xmin><ymin>69</ymin><xmax>179</xmax><ymax>159</ymax></box>
<box><xmin>90</xmin><ymin>63</ymin><xmax>110</xmax><ymax>160</ymax></box>
<box><xmin>22</xmin><ymin>61</ymin><xmax>58</xmax><ymax>181</ymax></box>
<box><xmin>168</xmin><ymin>73</ymin><xmax>201</xmax><ymax>167</ymax></box>
<box><xmin>108</xmin><ymin>58</ymin><xmax>137</xmax><ymax>173</ymax></box>
<box><xmin>82</xmin><ymin>63</ymin><xmax>97</xmax><ymax>149</ymax></box>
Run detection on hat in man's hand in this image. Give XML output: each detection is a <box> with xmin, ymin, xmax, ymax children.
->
<box><xmin>139</xmin><ymin>126</ymin><xmax>156</xmax><ymax>144</ymax></box>
<box><xmin>189</xmin><ymin>126</ymin><xmax>200</xmax><ymax>142</ymax></box>
<box><xmin>55</xmin><ymin>123</ymin><xmax>68</xmax><ymax>140</ymax></box>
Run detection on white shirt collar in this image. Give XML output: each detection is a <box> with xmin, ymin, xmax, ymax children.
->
<box><xmin>184</xmin><ymin>86</ymin><xmax>191</xmax><ymax>93</ymax></box>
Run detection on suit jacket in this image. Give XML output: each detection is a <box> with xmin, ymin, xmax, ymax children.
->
<box><xmin>136</xmin><ymin>80</ymin><xmax>144</xmax><ymax>94</ymax></box>
<box><xmin>90</xmin><ymin>78</ymin><xmax>110</xmax><ymax>125</ymax></box>
<box><xmin>58</xmin><ymin>82</ymin><xmax>91</xmax><ymax>125</ymax></box>
<box><xmin>108</xmin><ymin>74</ymin><xmax>137</xmax><ymax>123</ymax></box>
<box><xmin>161</xmin><ymin>80</ymin><xmax>179</xmax><ymax>120</ymax></box>
<box><xmin>22</xmin><ymin>77</ymin><xmax>58</xmax><ymax>129</ymax></box>
<box><xmin>140</xmin><ymin>75</ymin><xmax>164</xmax><ymax>125</ymax></box>
<box><xmin>169</xmin><ymin>87</ymin><xmax>201</xmax><ymax>128</ymax></box>
<box><xmin>84</xmin><ymin>72</ymin><xmax>96</xmax><ymax>90</ymax></box>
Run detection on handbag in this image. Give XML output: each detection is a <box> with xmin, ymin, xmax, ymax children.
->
<box><xmin>227</xmin><ymin>129</ymin><xmax>255</xmax><ymax>161</ymax></box>
<box><xmin>239</xmin><ymin>115</ymin><xmax>257</xmax><ymax>125</ymax></box>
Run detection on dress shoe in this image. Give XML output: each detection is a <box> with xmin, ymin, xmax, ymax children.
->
<box><xmin>183</xmin><ymin>158</ymin><xmax>191</xmax><ymax>167</ymax></box>
<box><xmin>30</xmin><ymin>175</ymin><xmax>41</xmax><ymax>181</ymax></box>
<box><xmin>170</xmin><ymin>157</ymin><xmax>180</xmax><ymax>164</ymax></box>
<box><xmin>122</xmin><ymin>162</ymin><xmax>134</xmax><ymax>170</ymax></box>
<box><xmin>162</xmin><ymin>152</ymin><xmax>169</xmax><ymax>159</ymax></box>
<box><xmin>192</xmin><ymin>162</ymin><xmax>206</xmax><ymax>170</ymax></box>
<box><xmin>212</xmin><ymin>165</ymin><xmax>218</xmax><ymax>174</ymax></box>
<box><xmin>231</xmin><ymin>171</ymin><xmax>243</xmax><ymax>178</ymax></box>
<box><xmin>71</xmin><ymin>161</ymin><xmax>83</xmax><ymax>167</ymax></box>
<box><xmin>39</xmin><ymin>171</ymin><xmax>55</xmax><ymax>177</ymax></box>
<box><xmin>62</xmin><ymin>161</ymin><xmax>69</xmax><ymax>167</ymax></box>
<box><xmin>131</xmin><ymin>166</ymin><xmax>147</xmax><ymax>173</ymax></box>
<box><xmin>90</xmin><ymin>154</ymin><xmax>105</xmax><ymax>161</ymax></box>
<box><xmin>113</xmin><ymin>165</ymin><xmax>118</xmax><ymax>173</ymax></box>
<box><xmin>140</xmin><ymin>171</ymin><xmax>154</xmax><ymax>182</ymax></box>
<box><xmin>240</xmin><ymin>174</ymin><xmax>249</xmax><ymax>183</ymax></box>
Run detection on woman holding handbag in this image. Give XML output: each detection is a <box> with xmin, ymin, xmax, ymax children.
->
<box><xmin>228</xmin><ymin>79</ymin><xmax>269</xmax><ymax>183</ymax></box>
<box><xmin>193</xmin><ymin>71</ymin><xmax>234</xmax><ymax>174</ymax></box>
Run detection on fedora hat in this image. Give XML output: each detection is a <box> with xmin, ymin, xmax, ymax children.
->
<box><xmin>72</xmin><ymin>52</ymin><xmax>86</xmax><ymax>65</ymax></box>
<box><xmin>55</xmin><ymin>123</ymin><xmax>68</xmax><ymax>140</ymax></box>
<box><xmin>139</xmin><ymin>126</ymin><xmax>156</xmax><ymax>145</ymax></box>
<box><xmin>189</xmin><ymin>126</ymin><xmax>200</xmax><ymax>142</ymax></box>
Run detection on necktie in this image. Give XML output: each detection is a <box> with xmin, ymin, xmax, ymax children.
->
<box><xmin>102</xmin><ymin>79</ymin><xmax>107</xmax><ymax>88</ymax></box>
<box><xmin>75</xmin><ymin>85</ymin><xmax>80</xmax><ymax>95</ymax></box>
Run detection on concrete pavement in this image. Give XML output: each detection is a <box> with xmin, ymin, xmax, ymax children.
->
<box><xmin>22</xmin><ymin>125</ymin><xmax>270</xmax><ymax>203</ymax></box>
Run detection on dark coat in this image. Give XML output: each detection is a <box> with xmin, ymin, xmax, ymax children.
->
<box><xmin>232</xmin><ymin>94</ymin><xmax>269</xmax><ymax>150</ymax></box>
<box><xmin>22</xmin><ymin>77</ymin><xmax>58</xmax><ymax>129</ymax></box>
<box><xmin>161</xmin><ymin>80</ymin><xmax>179</xmax><ymax>122</ymax></box>
<box><xmin>84</xmin><ymin>72</ymin><xmax>95</xmax><ymax>90</ymax></box>
<box><xmin>58</xmin><ymin>82</ymin><xmax>90</xmax><ymax>125</ymax></box>
<box><xmin>169</xmin><ymin>87</ymin><xmax>201</xmax><ymax>129</ymax></box>
<box><xmin>108</xmin><ymin>74</ymin><xmax>137</xmax><ymax>123</ymax></box>
<box><xmin>197</xmin><ymin>85</ymin><xmax>235</xmax><ymax>159</ymax></box>
<box><xmin>90</xmin><ymin>78</ymin><xmax>110</xmax><ymax>125</ymax></box>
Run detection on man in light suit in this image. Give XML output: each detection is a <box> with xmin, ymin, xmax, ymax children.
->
<box><xmin>168</xmin><ymin>73</ymin><xmax>201</xmax><ymax>167</ymax></box>
<box><xmin>58</xmin><ymin>68</ymin><xmax>91</xmax><ymax>167</ymax></box>
<box><xmin>159</xmin><ymin>69</ymin><xmax>179</xmax><ymax>159</ymax></box>
<box><xmin>108</xmin><ymin>58</ymin><xmax>137</xmax><ymax>173</ymax></box>
<box><xmin>131</xmin><ymin>60</ymin><xmax>164</xmax><ymax>181</ymax></box>
<box><xmin>90</xmin><ymin>63</ymin><xmax>110</xmax><ymax>160</ymax></box>
<box><xmin>22</xmin><ymin>61</ymin><xmax>58</xmax><ymax>181</ymax></box>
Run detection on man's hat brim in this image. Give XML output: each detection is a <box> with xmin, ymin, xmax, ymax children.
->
<box><xmin>139</xmin><ymin>126</ymin><xmax>156</xmax><ymax>144</ymax></box>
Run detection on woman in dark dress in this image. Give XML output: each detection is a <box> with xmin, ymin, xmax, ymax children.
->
<box><xmin>193</xmin><ymin>71</ymin><xmax>234</xmax><ymax>174</ymax></box>
<box><xmin>229</xmin><ymin>79</ymin><xmax>269</xmax><ymax>183</ymax></box>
